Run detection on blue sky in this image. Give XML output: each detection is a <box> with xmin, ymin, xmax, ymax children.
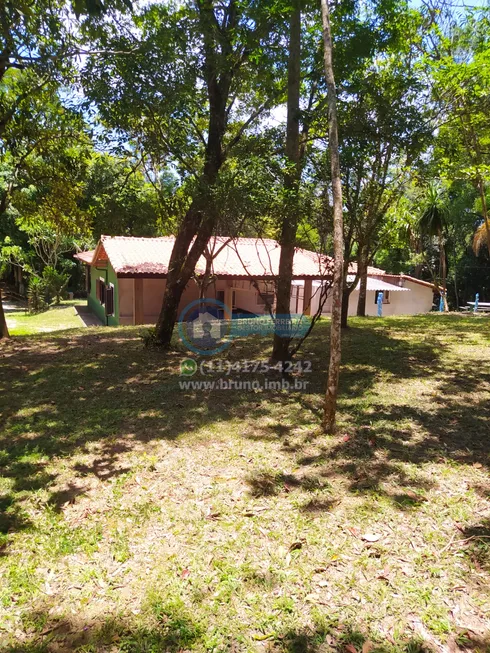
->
<box><xmin>408</xmin><ymin>0</ymin><xmax>489</xmax><ymax>6</ymax></box>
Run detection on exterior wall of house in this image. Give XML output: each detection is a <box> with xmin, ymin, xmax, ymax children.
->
<box><xmin>220</xmin><ymin>279</ymin><xmax>274</xmax><ymax>314</ymax></box>
<box><xmin>347</xmin><ymin>283</ymin><xmax>433</xmax><ymax>316</ymax></box>
<box><xmin>143</xmin><ymin>278</ymin><xmax>167</xmax><ymax>324</ymax></box>
<box><xmin>119</xmin><ymin>278</ymin><xmax>135</xmax><ymax>325</ymax></box>
<box><xmin>115</xmin><ymin>277</ymin><xmax>275</xmax><ymax>325</ymax></box>
<box><xmin>88</xmin><ymin>263</ymin><xmax>119</xmax><ymax>326</ymax></box>
<box><xmin>309</xmin><ymin>283</ymin><xmax>331</xmax><ymax>316</ymax></box>
<box><xmin>347</xmin><ymin>290</ymin><xmax>385</xmax><ymax>316</ymax></box>
<box><xmin>394</xmin><ymin>281</ymin><xmax>434</xmax><ymax>313</ymax></box>
<box><xmin>347</xmin><ymin>284</ymin><xmax>434</xmax><ymax>316</ymax></box>
<box><xmin>304</xmin><ymin>280</ymin><xmax>434</xmax><ymax>317</ymax></box>
<box><xmin>89</xmin><ymin>270</ymin><xmax>434</xmax><ymax>325</ymax></box>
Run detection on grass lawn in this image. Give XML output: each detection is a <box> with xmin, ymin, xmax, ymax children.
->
<box><xmin>5</xmin><ymin>301</ymin><xmax>86</xmax><ymax>336</ymax></box>
<box><xmin>0</xmin><ymin>315</ymin><xmax>489</xmax><ymax>652</ymax></box>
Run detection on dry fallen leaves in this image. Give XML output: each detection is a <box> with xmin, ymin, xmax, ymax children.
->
<box><xmin>288</xmin><ymin>541</ymin><xmax>303</xmax><ymax>552</ymax></box>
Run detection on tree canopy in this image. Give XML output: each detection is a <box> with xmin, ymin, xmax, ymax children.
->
<box><xmin>1</xmin><ymin>0</ymin><xmax>490</xmax><ymax>334</ymax></box>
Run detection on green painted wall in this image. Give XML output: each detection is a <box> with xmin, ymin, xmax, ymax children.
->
<box><xmin>88</xmin><ymin>263</ymin><xmax>120</xmax><ymax>326</ymax></box>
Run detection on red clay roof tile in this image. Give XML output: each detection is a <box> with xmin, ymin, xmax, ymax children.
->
<box><xmin>78</xmin><ymin>236</ymin><xmax>384</xmax><ymax>279</ymax></box>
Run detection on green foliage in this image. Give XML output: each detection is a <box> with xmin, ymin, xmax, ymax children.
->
<box><xmin>42</xmin><ymin>266</ymin><xmax>69</xmax><ymax>305</ymax></box>
<box><xmin>81</xmin><ymin>155</ymin><xmax>164</xmax><ymax>238</ymax></box>
<box><xmin>1</xmin><ymin>0</ymin><xmax>489</xmax><ymax>313</ymax></box>
<box><xmin>141</xmin><ymin>327</ymin><xmax>159</xmax><ymax>348</ymax></box>
<box><xmin>419</xmin><ymin>184</ymin><xmax>448</xmax><ymax>238</ymax></box>
<box><xmin>27</xmin><ymin>277</ymin><xmax>48</xmax><ymax>314</ymax></box>
<box><xmin>81</xmin><ymin>0</ymin><xmax>287</xmax><ymax>225</ymax></box>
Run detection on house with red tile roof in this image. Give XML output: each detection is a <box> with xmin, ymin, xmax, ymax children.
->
<box><xmin>75</xmin><ymin>235</ymin><xmax>435</xmax><ymax>325</ymax></box>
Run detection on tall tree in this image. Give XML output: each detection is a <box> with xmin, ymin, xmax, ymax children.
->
<box><xmin>83</xmin><ymin>0</ymin><xmax>282</xmax><ymax>347</ymax></box>
<box><xmin>340</xmin><ymin>58</ymin><xmax>429</xmax><ymax>325</ymax></box>
<box><xmin>0</xmin><ymin>0</ymin><xmax>128</xmax><ymax>337</ymax></box>
<box><xmin>426</xmin><ymin>5</ymin><xmax>490</xmax><ymax>257</ymax></box>
<box><xmin>271</xmin><ymin>0</ymin><xmax>302</xmax><ymax>365</ymax></box>
<box><xmin>419</xmin><ymin>184</ymin><xmax>448</xmax><ymax>310</ymax></box>
<box><xmin>304</xmin><ymin>1</ymin><xmax>429</xmax><ymax>327</ymax></box>
<box><xmin>321</xmin><ymin>0</ymin><xmax>344</xmax><ymax>434</ymax></box>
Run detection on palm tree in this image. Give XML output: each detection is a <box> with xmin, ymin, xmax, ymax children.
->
<box><xmin>472</xmin><ymin>218</ymin><xmax>490</xmax><ymax>256</ymax></box>
<box><xmin>419</xmin><ymin>184</ymin><xmax>449</xmax><ymax>311</ymax></box>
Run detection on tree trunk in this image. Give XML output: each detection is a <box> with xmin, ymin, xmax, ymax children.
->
<box><xmin>0</xmin><ymin>289</ymin><xmax>10</xmax><ymax>339</ymax></box>
<box><xmin>321</xmin><ymin>0</ymin><xmax>344</xmax><ymax>434</ymax></box>
<box><xmin>453</xmin><ymin>263</ymin><xmax>459</xmax><ymax>310</ymax></box>
<box><xmin>356</xmin><ymin>248</ymin><xmax>368</xmax><ymax>316</ymax></box>
<box><xmin>439</xmin><ymin>230</ymin><xmax>448</xmax><ymax>312</ymax></box>
<box><xmin>154</xmin><ymin>1</ymin><xmax>237</xmax><ymax>348</ymax></box>
<box><xmin>199</xmin><ymin>255</ymin><xmax>213</xmax><ymax>299</ymax></box>
<box><xmin>271</xmin><ymin>0</ymin><xmax>301</xmax><ymax>365</ymax></box>
<box><xmin>340</xmin><ymin>249</ymin><xmax>355</xmax><ymax>328</ymax></box>
<box><xmin>341</xmin><ymin>285</ymin><xmax>350</xmax><ymax>327</ymax></box>
<box><xmin>155</xmin><ymin>200</ymin><xmax>217</xmax><ymax>345</ymax></box>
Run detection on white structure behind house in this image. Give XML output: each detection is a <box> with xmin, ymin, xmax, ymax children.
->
<box><xmin>293</xmin><ymin>275</ymin><xmax>434</xmax><ymax>317</ymax></box>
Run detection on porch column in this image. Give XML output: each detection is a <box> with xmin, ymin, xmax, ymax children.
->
<box><xmin>223</xmin><ymin>283</ymin><xmax>233</xmax><ymax>320</ymax></box>
<box><xmin>134</xmin><ymin>278</ymin><xmax>144</xmax><ymax>325</ymax></box>
<box><xmin>303</xmin><ymin>279</ymin><xmax>312</xmax><ymax>316</ymax></box>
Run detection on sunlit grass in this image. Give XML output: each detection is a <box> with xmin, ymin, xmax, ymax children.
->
<box><xmin>5</xmin><ymin>300</ymin><xmax>85</xmax><ymax>336</ymax></box>
<box><xmin>0</xmin><ymin>314</ymin><xmax>489</xmax><ymax>651</ymax></box>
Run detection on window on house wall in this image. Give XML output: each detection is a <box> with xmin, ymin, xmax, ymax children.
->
<box><xmin>105</xmin><ymin>284</ymin><xmax>115</xmax><ymax>316</ymax></box>
<box><xmin>216</xmin><ymin>290</ymin><xmax>225</xmax><ymax>303</ymax></box>
<box><xmin>96</xmin><ymin>278</ymin><xmax>106</xmax><ymax>305</ymax></box>
<box><xmin>374</xmin><ymin>290</ymin><xmax>390</xmax><ymax>304</ymax></box>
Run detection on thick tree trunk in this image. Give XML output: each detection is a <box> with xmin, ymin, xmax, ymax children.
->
<box><xmin>356</xmin><ymin>248</ymin><xmax>368</xmax><ymax>316</ymax></box>
<box><xmin>271</xmin><ymin>0</ymin><xmax>301</xmax><ymax>365</ymax></box>
<box><xmin>154</xmin><ymin>4</ymin><xmax>235</xmax><ymax>347</ymax></box>
<box><xmin>154</xmin><ymin>0</ymin><xmax>244</xmax><ymax>348</ymax></box>
<box><xmin>0</xmin><ymin>289</ymin><xmax>10</xmax><ymax>339</ymax></box>
<box><xmin>321</xmin><ymin>0</ymin><xmax>344</xmax><ymax>434</ymax></box>
<box><xmin>155</xmin><ymin>199</ymin><xmax>217</xmax><ymax>345</ymax></box>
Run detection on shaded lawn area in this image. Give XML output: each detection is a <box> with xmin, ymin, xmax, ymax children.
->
<box><xmin>5</xmin><ymin>301</ymin><xmax>86</xmax><ymax>336</ymax></box>
<box><xmin>0</xmin><ymin>314</ymin><xmax>489</xmax><ymax>652</ymax></box>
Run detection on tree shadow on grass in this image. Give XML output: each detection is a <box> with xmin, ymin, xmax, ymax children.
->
<box><xmin>292</xmin><ymin>382</ymin><xmax>489</xmax><ymax>511</ymax></box>
<box><xmin>0</xmin><ymin>607</ymin><xmax>471</xmax><ymax>653</ymax></box>
<box><xmin>0</xmin><ymin>316</ymin><xmax>488</xmax><ymax>548</ymax></box>
<box><xmin>457</xmin><ymin>518</ymin><xmax>490</xmax><ymax>573</ymax></box>
<box><xmin>291</xmin><ymin>316</ymin><xmax>490</xmax><ymax>510</ymax></box>
<box><xmin>0</xmin><ymin>609</ymin><xmax>203</xmax><ymax>653</ymax></box>
<box><xmin>246</xmin><ymin>470</ymin><xmax>329</xmax><ymax>497</ymax></box>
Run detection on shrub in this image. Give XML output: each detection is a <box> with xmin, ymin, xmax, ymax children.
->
<box><xmin>27</xmin><ymin>277</ymin><xmax>48</xmax><ymax>313</ymax></box>
<box><xmin>141</xmin><ymin>327</ymin><xmax>158</xmax><ymax>348</ymax></box>
<box><xmin>42</xmin><ymin>266</ymin><xmax>69</xmax><ymax>305</ymax></box>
